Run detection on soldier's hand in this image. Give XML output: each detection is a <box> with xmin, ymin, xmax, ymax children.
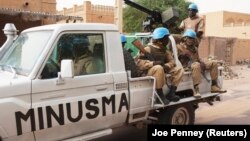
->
<box><xmin>179</xmin><ymin>54</ymin><xmax>191</xmax><ymax>61</ymax></box>
<box><xmin>163</xmin><ymin>64</ymin><xmax>170</xmax><ymax>73</ymax></box>
<box><xmin>144</xmin><ymin>52</ymin><xmax>155</xmax><ymax>61</ymax></box>
<box><xmin>153</xmin><ymin>61</ymin><xmax>163</xmax><ymax>66</ymax></box>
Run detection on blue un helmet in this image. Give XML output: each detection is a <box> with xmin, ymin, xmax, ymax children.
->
<box><xmin>152</xmin><ymin>27</ymin><xmax>170</xmax><ymax>40</ymax></box>
<box><xmin>188</xmin><ymin>3</ymin><xmax>198</xmax><ymax>11</ymax></box>
<box><xmin>73</xmin><ymin>37</ymin><xmax>89</xmax><ymax>46</ymax></box>
<box><xmin>73</xmin><ymin>36</ymin><xmax>90</xmax><ymax>56</ymax></box>
<box><xmin>183</xmin><ymin>29</ymin><xmax>196</xmax><ymax>38</ymax></box>
<box><xmin>120</xmin><ymin>34</ymin><xmax>127</xmax><ymax>43</ymax></box>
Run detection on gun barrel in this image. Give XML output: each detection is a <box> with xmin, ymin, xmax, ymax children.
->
<box><xmin>124</xmin><ymin>0</ymin><xmax>152</xmax><ymax>15</ymax></box>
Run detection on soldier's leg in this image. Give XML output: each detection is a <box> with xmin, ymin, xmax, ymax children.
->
<box><xmin>204</xmin><ymin>60</ymin><xmax>227</xmax><ymax>93</ymax></box>
<box><xmin>204</xmin><ymin>60</ymin><xmax>218</xmax><ymax>80</ymax></box>
<box><xmin>169</xmin><ymin>66</ymin><xmax>184</xmax><ymax>87</ymax></box>
<box><xmin>191</xmin><ymin>62</ymin><xmax>202</xmax><ymax>98</ymax></box>
<box><xmin>147</xmin><ymin>65</ymin><xmax>165</xmax><ymax>89</ymax></box>
<box><xmin>166</xmin><ymin>67</ymin><xmax>184</xmax><ymax>102</ymax></box>
<box><xmin>147</xmin><ymin>65</ymin><xmax>169</xmax><ymax>104</ymax></box>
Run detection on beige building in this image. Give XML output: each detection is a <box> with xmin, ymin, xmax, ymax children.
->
<box><xmin>0</xmin><ymin>0</ymin><xmax>56</xmax><ymax>13</ymax></box>
<box><xmin>205</xmin><ymin>11</ymin><xmax>250</xmax><ymax>39</ymax></box>
<box><xmin>0</xmin><ymin>0</ymin><xmax>81</xmax><ymax>45</ymax></box>
<box><xmin>199</xmin><ymin>11</ymin><xmax>250</xmax><ymax>65</ymax></box>
<box><xmin>0</xmin><ymin>0</ymin><xmax>57</xmax><ymax>45</ymax></box>
<box><xmin>57</xmin><ymin>0</ymin><xmax>124</xmax><ymax>32</ymax></box>
<box><xmin>57</xmin><ymin>1</ymin><xmax>115</xmax><ymax>24</ymax></box>
<box><xmin>0</xmin><ymin>0</ymin><xmax>59</xmax><ymax>24</ymax></box>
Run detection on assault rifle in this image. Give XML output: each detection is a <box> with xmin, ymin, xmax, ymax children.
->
<box><xmin>132</xmin><ymin>39</ymin><xmax>165</xmax><ymax>63</ymax></box>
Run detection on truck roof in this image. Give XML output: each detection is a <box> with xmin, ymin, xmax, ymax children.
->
<box><xmin>23</xmin><ymin>23</ymin><xmax>118</xmax><ymax>32</ymax></box>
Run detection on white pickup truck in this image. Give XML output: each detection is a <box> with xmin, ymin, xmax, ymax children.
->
<box><xmin>0</xmin><ymin>23</ymin><xmax>223</xmax><ymax>141</ymax></box>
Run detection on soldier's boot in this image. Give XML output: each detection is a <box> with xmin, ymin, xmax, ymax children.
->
<box><xmin>211</xmin><ymin>80</ymin><xmax>227</xmax><ymax>93</ymax></box>
<box><xmin>156</xmin><ymin>89</ymin><xmax>170</xmax><ymax>105</ymax></box>
<box><xmin>166</xmin><ymin>86</ymin><xmax>180</xmax><ymax>102</ymax></box>
<box><xmin>193</xmin><ymin>85</ymin><xmax>201</xmax><ymax>98</ymax></box>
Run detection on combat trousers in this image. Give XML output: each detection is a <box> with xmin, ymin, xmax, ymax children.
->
<box><xmin>147</xmin><ymin>65</ymin><xmax>184</xmax><ymax>89</ymax></box>
<box><xmin>167</xmin><ymin>66</ymin><xmax>184</xmax><ymax>87</ymax></box>
<box><xmin>191</xmin><ymin>60</ymin><xmax>218</xmax><ymax>85</ymax></box>
<box><xmin>147</xmin><ymin>65</ymin><xmax>165</xmax><ymax>89</ymax></box>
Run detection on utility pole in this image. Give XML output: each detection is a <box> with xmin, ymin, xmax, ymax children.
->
<box><xmin>115</xmin><ymin>0</ymin><xmax>123</xmax><ymax>32</ymax></box>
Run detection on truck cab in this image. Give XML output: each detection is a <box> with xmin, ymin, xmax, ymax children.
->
<box><xmin>0</xmin><ymin>23</ymin><xmax>132</xmax><ymax>141</ymax></box>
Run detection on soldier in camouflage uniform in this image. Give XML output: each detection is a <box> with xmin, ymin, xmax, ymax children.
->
<box><xmin>73</xmin><ymin>38</ymin><xmax>99</xmax><ymax>76</ymax></box>
<box><xmin>179</xmin><ymin>3</ymin><xmax>204</xmax><ymax>47</ymax></box>
<box><xmin>177</xmin><ymin>29</ymin><xmax>226</xmax><ymax>98</ymax></box>
<box><xmin>136</xmin><ymin>27</ymin><xmax>184</xmax><ymax>104</ymax></box>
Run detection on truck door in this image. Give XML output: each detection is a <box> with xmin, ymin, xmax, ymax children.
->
<box><xmin>31</xmin><ymin>32</ymin><xmax>127</xmax><ymax>141</ymax></box>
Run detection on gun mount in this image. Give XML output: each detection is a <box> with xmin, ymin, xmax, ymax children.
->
<box><xmin>124</xmin><ymin>0</ymin><xmax>179</xmax><ymax>32</ymax></box>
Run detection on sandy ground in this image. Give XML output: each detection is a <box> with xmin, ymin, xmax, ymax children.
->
<box><xmin>224</xmin><ymin>65</ymin><xmax>250</xmax><ymax>87</ymax></box>
<box><xmin>196</xmin><ymin>65</ymin><xmax>250</xmax><ymax>124</ymax></box>
<box><xmin>222</xmin><ymin>65</ymin><xmax>250</xmax><ymax>100</ymax></box>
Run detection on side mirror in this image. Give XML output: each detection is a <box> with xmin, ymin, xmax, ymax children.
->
<box><xmin>60</xmin><ymin>59</ymin><xmax>74</xmax><ymax>78</ymax></box>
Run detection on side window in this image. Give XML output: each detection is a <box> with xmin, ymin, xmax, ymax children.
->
<box><xmin>40</xmin><ymin>33</ymin><xmax>105</xmax><ymax>79</ymax></box>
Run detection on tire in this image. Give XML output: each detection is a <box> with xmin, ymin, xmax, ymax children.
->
<box><xmin>123</xmin><ymin>48</ymin><xmax>139</xmax><ymax>78</ymax></box>
<box><xmin>158</xmin><ymin>103</ymin><xmax>195</xmax><ymax>125</ymax></box>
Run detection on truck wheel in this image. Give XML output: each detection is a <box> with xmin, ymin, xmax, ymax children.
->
<box><xmin>158</xmin><ymin>103</ymin><xmax>195</xmax><ymax>125</ymax></box>
<box><xmin>123</xmin><ymin>48</ymin><xmax>139</xmax><ymax>78</ymax></box>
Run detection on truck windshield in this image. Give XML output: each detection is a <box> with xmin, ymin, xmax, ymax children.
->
<box><xmin>0</xmin><ymin>31</ymin><xmax>52</xmax><ymax>76</ymax></box>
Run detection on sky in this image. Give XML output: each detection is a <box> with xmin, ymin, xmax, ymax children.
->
<box><xmin>56</xmin><ymin>0</ymin><xmax>250</xmax><ymax>14</ymax></box>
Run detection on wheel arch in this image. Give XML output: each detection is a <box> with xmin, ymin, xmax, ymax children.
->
<box><xmin>158</xmin><ymin>102</ymin><xmax>195</xmax><ymax>125</ymax></box>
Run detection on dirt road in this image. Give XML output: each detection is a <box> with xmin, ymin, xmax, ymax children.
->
<box><xmin>196</xmin><ymin>65</ymin><xmax>250</xmax><ymax>124</ymax></box>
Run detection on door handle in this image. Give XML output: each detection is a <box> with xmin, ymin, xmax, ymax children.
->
<box><xmin>56</xmin><ymin>78</ymin><xmax>65</xmax><ymax>85</ymax></box>
<box><xmin>96</xmin><ymin>86</ymin><xmax>108</xmax><ymax>91</ymax></box>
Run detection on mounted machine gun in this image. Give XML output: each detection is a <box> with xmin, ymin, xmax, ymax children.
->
<box><xmin>124</xmin><ymin>0</ymin><xmax>179</xmax><ymax>32</ymax></box>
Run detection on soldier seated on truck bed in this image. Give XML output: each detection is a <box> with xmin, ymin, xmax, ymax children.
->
<box><xmin>177</xmin><ymin>29</ymin><xmax>227</xmax><ymax>98</ymax></box>
<box><xmin>136</xmin><ymin>27</ymin><xmax>184</xmax><ymax>105</ymax></box>
<box><xmin>120</xmin><ymin>34</ymin><xmax>140</xmax><ymax>78</ymax></box>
